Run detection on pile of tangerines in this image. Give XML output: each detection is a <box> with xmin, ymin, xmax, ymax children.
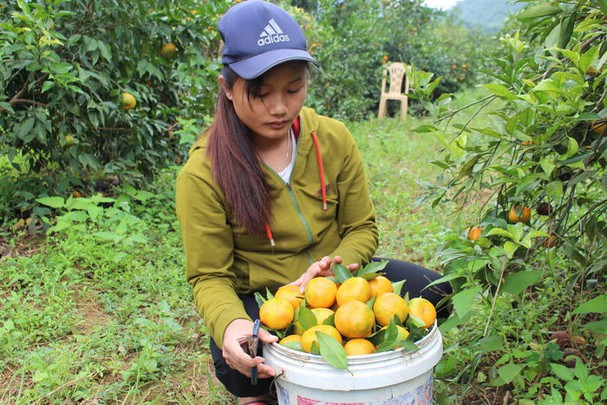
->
<box><xmin>257</xmin><ymin>262</ymin><xmax>437</xmax><ymax>366</ymax></box>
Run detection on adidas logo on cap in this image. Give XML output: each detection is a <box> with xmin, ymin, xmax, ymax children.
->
<box><xmin>257</xmin><ymin>18</ymin><xmax>290</xmax><ymax>46</ymax></box>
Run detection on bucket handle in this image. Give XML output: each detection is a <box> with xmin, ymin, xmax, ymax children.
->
<box><xmin>269</xmin><ymin>369</ymin><xmax>285</xmax><ymax>394</ymax></box>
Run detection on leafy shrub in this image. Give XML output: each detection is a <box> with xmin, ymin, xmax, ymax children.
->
<box><xmin>0</xmin><ymin>0</ymin><xmax>227</xmax><ymax>189</ymax></box>
<box><xmin>422</xmin><ymin>1</ymin><xmax>607</xmax><ymax>400</ymax></box>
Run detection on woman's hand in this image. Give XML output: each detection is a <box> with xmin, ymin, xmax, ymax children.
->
<box><xmin>222</xmin><ymin>318</ymin><xmax>278</xmax><ymax>379</ymax></box>
<box><xmin>289</xmin><ymin>255</ymin><xmax>360</xmax><ymax>293</ymax></box>
<box><xmin>332</xmin><ymin>255</ymin><xmax>360</xmax><ymax>273</ymax></box>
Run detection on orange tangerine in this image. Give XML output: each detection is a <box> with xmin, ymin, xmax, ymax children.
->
<box><xmin>279</xmin><ymin>334</ymin><xmax>302</xmax><ymax>348</ymax></box>
<box><xmin>275</xmin><ymin>285</ymin><xmax>305</xmax><ymax>310</ymax></box>
<box><xmin>336</xmin><ymin>277</ymin><xmax>372</xmax><ymax>306</ymax></box>
<box><xmin>344</xmin><ymin>338</ymin><xmax>376</xmax><ymax>356</ymax></box>
<box><xmin>334</xmin><ymin>300</ymin><xmax>375</xmax><ymax>339</ymax></box>
<box><xmin>408</xmin><ymin>297</ymin><xmax>436</xmax><ymax>328</ymax></box>
<box><xmin>305</xmin><ymin>277</ymin><xmax>338</xmax><ymax>308</ymax></box>
<box><xmin>373</xmin><ymin>292</ymin><xmax>409</xmax><ymax>326</ymax></box>
<box><xmin>301</xmin><ymin>325</ymin><xmax>343</xmax><ymax>354</ymax></box>
<box><xmin>259</xmin><ymin>297</ymin><xmax>294</xmax><ymax>330</ymax></box>
<box><xmin>368</xmin><ymin>275</ymin><xmax>393</xmax><ymax>297</ymax></box>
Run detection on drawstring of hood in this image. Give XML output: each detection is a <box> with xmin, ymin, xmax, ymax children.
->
<box><xmin>265</xmin><ymin>223</ymin><xmax>275</xmax><ymax>247</ymax></box>
<box><xmin>310</xmin><ymin>131</ymin><xmax>328</xmax><ymax>211</ymax></box>
<box><xmin>264</xmin><ymin>117</ymin><xmax>327</xmax><ymax>246</ymax></box>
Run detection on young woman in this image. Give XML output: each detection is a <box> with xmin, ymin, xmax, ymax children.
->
<box><xmin>175</xmin><ymin>1</ymin><xmax>451</xmax><ymax>403</ymax></box>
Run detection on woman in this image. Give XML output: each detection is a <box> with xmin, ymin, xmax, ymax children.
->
<box><xmin>176</xmin><ymin>1</ymin><xmax>450</xmax><ymax>403</ymax></box>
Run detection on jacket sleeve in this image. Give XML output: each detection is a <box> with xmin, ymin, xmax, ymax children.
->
<box><xmin>329</xmin><ymin>127</ymin><xmax>379</xmax><ymax>266</ymax></box>
<box><xmin>175</xmin><ymin>162</ymin><xmax>250</xmax><ymax>349</ymax></box>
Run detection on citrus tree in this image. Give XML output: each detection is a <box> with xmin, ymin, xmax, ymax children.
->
<box><xmin>0</xmin><ymin>0</ymin><xmax>229</xmax><ymax>222</ymax></box>
<box><xmin>421</xmin><ymin>0</ymin><xmax>607</xmax><ymax>401</ymax></box>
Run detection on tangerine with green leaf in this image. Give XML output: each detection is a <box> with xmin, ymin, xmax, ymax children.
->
<box><xmin>259</xmin><ymin>297</ymin><xmax>294</xmax><ymax>330</ymax></box>
<box><xmin>344</xmin><ymin>338</ymin><xmax>376</xmax><ymax>356</ymax></box>
<box><xmin>373</xmin><ymin>292</ymin><xmax>409</xmax><ymax>326</ymax></box>
<box><xmin>336</xmin><ymin>276</ymin><xmax>372</xmax><ymax>306</ymax></box>
<box><xmin>334</xmin><ymin>300</ymin><xmax>375</xmax><ymax>339</ymax></box>
<box><xmin>407</xmin><ymin>297</ymin><xmax>436</xmax><ymax>328</ymax></box>
<box><xmin>301</xmin><ymin>325</ymin><xmax>342</xmax><ymax>354</ymax></box>
<box><xmin>304</xmin><ymin>277</ymin><xmax>337</xmax><ymax>309</ymax></box>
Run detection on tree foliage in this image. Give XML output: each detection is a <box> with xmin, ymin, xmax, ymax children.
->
<box><xmin>424</xmin><ymin>0</ymin><xmax>607</xmax><ymax>401</ymax></box>
<box><xmin>0</xmin><ymin>0</ymin><xmax>228</xmax><ymax>217</ymax></box>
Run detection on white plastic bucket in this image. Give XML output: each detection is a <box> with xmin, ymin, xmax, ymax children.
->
<box><xmin>264</xmin><ymin>323</ymin><xmax>443</xmax><ymax>404</ymax></box>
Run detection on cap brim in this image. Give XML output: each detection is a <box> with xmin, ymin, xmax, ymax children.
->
<box><xmin>229</xmin><ymin>49</ymin><xmax>319</xmax><ymax>80</ymax></box>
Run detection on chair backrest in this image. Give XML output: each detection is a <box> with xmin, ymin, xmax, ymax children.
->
<box><xmin>381</xmin><ymin>62</ymin><xmax>409</xmax><ymax>95</ymax></box>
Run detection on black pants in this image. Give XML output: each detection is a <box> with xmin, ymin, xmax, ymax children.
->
<box><xmin>209</xmin><ymin>258</ymin><xmax>452</xmax><ymax>398</ymax></box>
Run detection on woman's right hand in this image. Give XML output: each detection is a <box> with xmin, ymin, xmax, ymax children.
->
<box><xmin>288</xmin><ymin>256</ymin><xmax>334</xmax><ymax>293</ymax></box>
<box><xmin>222</xmin><ymin>318</ymin><xmax>278</xmax><ymax>379</ymax></box>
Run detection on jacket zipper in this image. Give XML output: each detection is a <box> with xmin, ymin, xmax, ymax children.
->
<box><xmin>285</xmin><ymin>182</ymin><xmax>314</xmax><ymax>245</ymax></box>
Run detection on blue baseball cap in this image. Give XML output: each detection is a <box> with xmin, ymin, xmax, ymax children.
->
<box><xmin>218</xmin><ymin>0</ymin><xmax>319</xmax><ymax>79</ymax></box>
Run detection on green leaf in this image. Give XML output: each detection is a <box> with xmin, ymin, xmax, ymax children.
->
<box><xmin>478</xmin><ymin>335</ymin><xmax>503</xmax><ymax>352</ymax></box>
<box><xmin>455</xmin><ymin>155</ymin><xmax>482</xmax><ymax>180</ymax></box>
<box><xmin>517</xmin><ymin>5</ymin><xmax>562</xmax><ymax>20</ymax></box>
<box><xmin>254</xmin><ymin>292</ymin><xmax>266</xmax><ymax>308</ymax></box>
<box><xmin>497</xmin><ymin>363</ymin><xmax>525</xmax><ymax>384</ymax></box>
<box><xmin>483</xmin><ymin>83</ymin><xmax>516</xmax><ymax>100</ymax></box>
<box><xmin>502</xmin><ymin>270</ymin><xmax>543</xmax><ymax>296</ymax></box>
<box><xmin>36</xmin><ymin>196</ymin><xmax>65</xmax><ymax>209</ymax></box>
<box><xmin>486</xmin><ymin>227</ymin><xmax>514</xmax><ymax>239</ymax></box>
<box><xmin>545</xmin><ymin>181</ymin><xmax>563</xmax><ymax>199</ymax></box>
<box><xmin>297</xmin><ymin>306</ymin><xmax>317</xmax><ymax>331</ymax></box>
<box><xmin>281</xmin><ymin>341</ymin><xmax>303</xmax><ymax>351</ymax></box>
<box><xmin>451</xmin><ymin>286</ymin><xmax>482</xmax><ymax>318</ymax></box>
<box><xmin>392</xmin><ymin>279</ymin><xmax>406</xmax><ymax>296</ymax></box>
<box><xmin>412</xmin><ymin>124</ymin><xmax>438</xmax><ymax>133</ymax></box>
<box><xmin>333</xmin><ymin>263</ymin><xmax>352</xmax><ymax>283</ymax></box>
<box><xmin>558</xmin><ymin>14</ymin><xmax>575</xmax><ymax>49</ymax></box>
<box><xmin>504</xmin><ymin>241</ymin><xmax>520</xmax><ymax>258</ymax></box>
<box><xmin>317</xmin><ymin>332</ymin><xmax>348</xmax><ymax>369</ymax></box>
<box><xmin>356</xmin><ymin>260</ymin><xmax>388</xmax><ymax>277</ymax></box>
<box><xmin>581</xmin><ymin>319</ymin><xmax>607</xmax><ymax>335</ymax></box>
<box><xmin>551</xmin><ymin>363</ymin><xmax>574</xmax><ymax>381</ymax></box>
<box><xmin>572</xmin><ymin>294</ymin><xmax>607</xmax><ymax>314</ymax></box>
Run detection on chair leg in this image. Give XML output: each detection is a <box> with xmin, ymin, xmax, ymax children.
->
<box><xmin>378</xmin><ymin>98</ymin><xmax>387</xmax><ymax>118</ymax></box>
<box><xmin>400</xmin><ymin>98</ymin><xmax>408</xmax><ymax>119</ymax></box>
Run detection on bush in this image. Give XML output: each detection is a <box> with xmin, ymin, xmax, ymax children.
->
<box><xmin>0</xmin><ymin>0</ymin><xmax>227</xmax><ymax>189</ymax></box>
<box><xmin>423</xmin><ymin>1</ymin><xmax>607</xmax><ymax>400</ymax></box>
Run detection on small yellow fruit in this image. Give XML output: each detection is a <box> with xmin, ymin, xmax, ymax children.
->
<box><xmin>334</xmin><ymin>300</ymin><xmax>375</xmax><ymax>339</ymax></box>
<box><xmin>368</xmin><ymin>275</ymin><xmax>393</xmax><ymax>297</ymax></box>
<box><xmin>336</xmin><ymin>276</ymin><xmax>372</xmax><ymax>306</ymax></box>
<box><xmin>275</xmin><ymin>285</ymin><xmax>304</xmax><ymax>310</ymax></box>
<box><xmin>279</xmin><ymin>334</ymin><xmax>302</xmax><ymax>347</ymax></box>
<box><xmin>259</xmin><ymin>297</ymin><xmax>294</xmax><ymax>330</ymax></box>
<box><xmin>408</xmin><ymin>297</ymin><xmax>437</xmax><ymax>328</ymax></box>
<box><xmin>591</xmin><ymin>120</ymin><xmax>606</xmax><ymax>136</ymax></box>
<box><xmin>508</xmin><ymin>205</ymin><xmax>531</xmax><ymax>224</ymax></box>
<box><xmin>120</xmin><ymin>92</ymin><xmax>137</xmax><ymax>111</ymax></box>
<box><xmin>160</xmin><ymin>42</ymin><xmax>177</xmax><ymax>58</ymax></box>
<box><xmin>467</xmin><ymin>226</ymin><xmax>482</xmax><ymax>241</ymax></box>
<box><xmin>373</xmin><ymin>292</ymin><xmax>409</xmax><ymax>327</ymax></box>
<box><xmin>304</xmin><ymin>277</ymin><xmax>337</xmax><ymax>309</ymax></box>
<box><xmin>301</xmin><ymin>325</ymin><xmax>342</xmax><ymax>354</ymax></box>
<box><xmin>344</xmin><ymin>338</ymin><xmax>376</xmax><ymax>356</ymax></box>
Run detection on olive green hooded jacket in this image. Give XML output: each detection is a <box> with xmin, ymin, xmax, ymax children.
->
<box><xmin>175</xmin><ymin>107</ymin><xmax>378</xmax><ymax>348</ymax></box>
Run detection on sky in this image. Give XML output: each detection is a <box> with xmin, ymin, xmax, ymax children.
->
<box><xmin>423</xmin><ymin>0</ymin><xmax>459</xmax><ymax>10</ymax></box>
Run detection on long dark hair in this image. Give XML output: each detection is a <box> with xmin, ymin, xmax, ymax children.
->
<box><xmin>205</xmin><ymin>66</ymin><xmax>272</xmax><ymax>235</ymax></box>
